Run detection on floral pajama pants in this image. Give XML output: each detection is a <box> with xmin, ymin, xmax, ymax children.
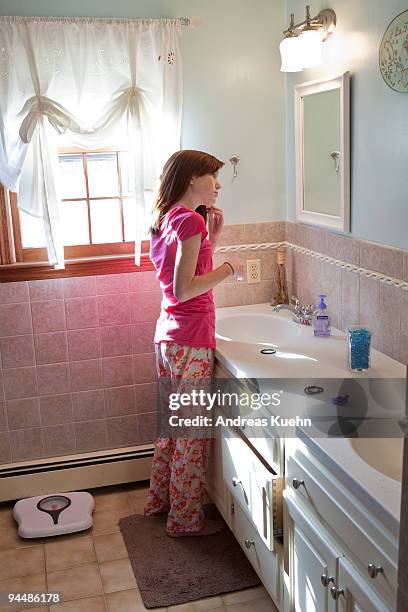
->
<box><xmin>144</xmin><ymin>341</ymin><xmax>214</xmax><ymax>535</ymax></box>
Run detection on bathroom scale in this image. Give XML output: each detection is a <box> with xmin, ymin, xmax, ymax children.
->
<box><xmin>13</xmin><ymin>491</ymin><xmax>94</xmax><ymax>538</ymax></box>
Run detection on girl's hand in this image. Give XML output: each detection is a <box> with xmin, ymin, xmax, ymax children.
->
<box><xmin>224</xmin><ymin>255</ymin><xmax>245</xmax><ymax>282</ymax></box>
<box><xmin>207</xmin><ymin>206</ymin><xmax>224</xmax><ymax>246</ymax></box>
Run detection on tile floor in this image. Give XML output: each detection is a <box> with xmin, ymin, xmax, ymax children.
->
<box><xmin>0</xmin><ymin>482</ymin><xmax>278</xmax><ymax>612</ymax></box>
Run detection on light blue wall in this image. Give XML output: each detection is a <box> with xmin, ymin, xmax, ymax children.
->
<box><xmin>0</xmin><ymin>0</ymin><xmax>287</xmax><ymax>225</ymax></box>
<box><xmin>4</xmin><ymin>1</ymin><xmax>404</xmax><ymax>247</ymax></box>
<box><xmin>285</xmin><ymin>0</ymin><xmax>408</xmax><ymax>249</ymax></box>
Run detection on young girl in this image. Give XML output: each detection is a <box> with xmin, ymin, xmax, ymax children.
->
<box><xmin>144</xmin><ymin>150</ymin><xmax>242</xmax><ymax>537</ymax></box>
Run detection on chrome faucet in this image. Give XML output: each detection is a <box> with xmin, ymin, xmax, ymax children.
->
<box><xmin>271</xmin><ymin>296</ymin><xmax>317</xmax><ymax>325</ymax></box>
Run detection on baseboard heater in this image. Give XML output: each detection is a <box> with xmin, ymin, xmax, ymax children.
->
<box><xmin>0</xmin><ymin>444</ymin><xmax>154</xmax><ymax>502</ymax></box>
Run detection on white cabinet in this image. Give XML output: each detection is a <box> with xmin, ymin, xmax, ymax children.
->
<box><xmin>222</xmin><ymin>427</ymin><xmax>283</xmax><ymax>551</ymax></box>
<box><xmin>284</xmin><ymin>440</ymin><xmax>397</xmax><ymax>612</ymax></box>
<box><xmin>206</xmin><ymin>426</ymin><xmax>233</xmax><ymax>528</ymax></box>
<box><xmin>233</xmin><ymin>498</ymin><xmax>281</xmax><ymax>603</ymax></box>
<box><xmin>285</xmin><ymin>492</ymin><xmax>342</xmax><ymax>612</ymax></box>
<box><xmin>285</xmin><ymin>491</ymin><xmax>393</xmax><ymax>612</ymax></box>
<box><xmin>293</xmin><ymin>526</ymin><xmax>335</xmax><ymax>612</ymax></box>
<box><xmin>336</xmin><ymin>558</ymin><xmax>390</xmax><ymax>612</ymax></box>
<box><xmin>285</xmin><ymin>448</ymin><xmax>398</xmax><ymax>597</ymax></box>
<box><xmin>207</xmin><ymin>360</ymin><xmax>398</xmax><ymax>612</ymax></box>
<box><xmin>206</xmin><ymin>401</ymin><xmax>283</xmax><ymax>608</ymax></box>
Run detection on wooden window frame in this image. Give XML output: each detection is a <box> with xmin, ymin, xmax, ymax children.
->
<box><xmin>0</xmin><ymin>146</ymin><xmax>156</xmax><ymax>281</ymax></box>
<box><xmin>10</xmin><ymin>189</ymin><xmax>142</xmax><ymax>262</ymax></box>
<box><xmin>0</xmin><ymin>185</ymin><xmax>154</xmax><ymax>283</ymax></box>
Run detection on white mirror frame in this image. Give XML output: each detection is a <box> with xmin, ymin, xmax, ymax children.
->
<box><xmin>294</xmin><ymin>71</ymin><xmax>350</xmax><ymax>232</ymax></box>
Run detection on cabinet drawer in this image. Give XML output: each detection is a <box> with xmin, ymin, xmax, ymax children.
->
<box><xmin>242</xmin><ymin>432</ymin><xmax>284</xmax><ymax>477</ymax></box>
<box><xmin>214</xmin><ymin>360</ymin><xmax>284</xmax><ymax>475</ymax></box>
<box><xmin>286</xmin><ymin>451</ymin><xmax>397</xmax><ymax>607</ymax></box>
<box><xmin>233</xmin><ymin>498</ymin><xmax>280</xmax><ymax>606</ymax></box>
<box><xmin>222</xmin><ymin>429</ymin><xmax>283</xmax><ymax>550</ymax></box>
<box><xmin>337</xmin><ymin>556</ymin><xmax>394</xmax><ymax>612</ymax></box>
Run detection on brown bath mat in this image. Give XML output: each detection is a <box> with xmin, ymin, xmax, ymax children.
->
<box><xmin>119</xmin><ymin>503</ymin><xmax>261</xmax><ymax>608</ymax></box>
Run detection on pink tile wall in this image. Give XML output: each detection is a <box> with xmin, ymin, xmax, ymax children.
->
<box><xmin>286</xmin><ymin>221</ymin><xmax>408</xmax><ymax>365</ymax></box>
<box><xmin>2</xmin><ymin>219</ymin><xmax>404</xmax><ymax>465</ymax></box>
<box><xmin>0</xmin><ymin>223</ymin><xmax>282</xmax><ymax>465</ymax></box>
<box><xmin>0</xmin><ymin>272</ymin><xmax>161</xmax><ymax>464</ymax></box>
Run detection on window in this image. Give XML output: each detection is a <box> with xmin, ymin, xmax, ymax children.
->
<box><xmin>0</xmin><ymin>16</ymin><xmax>181</xmax><ymax>279</ymax></box>
<box><xmin>11</xmin><ymin>148</ymin><xmax>152</xmax><ymax>263</ymax></box>
<box><xmin>0</xmin><ymin>147</ymin><xmax>155</xmax><ymax>280</ymax></box>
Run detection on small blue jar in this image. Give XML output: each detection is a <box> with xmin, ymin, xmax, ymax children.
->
<box><xmin>348</xmin><ymin>325</ymin><xmax>372</xmax><ymax>372</ymax></box>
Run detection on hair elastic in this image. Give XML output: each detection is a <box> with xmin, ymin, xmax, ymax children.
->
<box><xmin>223</xmin><ymin>261</ymin><xmax>234</xmax><ymax>275</ymax></box>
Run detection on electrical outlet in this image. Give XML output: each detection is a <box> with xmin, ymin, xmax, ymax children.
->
<box><xmin>247</xmin><ymin>259</ymin><xmax>261</xmax><ymax>283</ymax></box>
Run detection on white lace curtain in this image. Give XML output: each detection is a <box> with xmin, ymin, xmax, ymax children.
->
<box><xmin>0</xmin><ymin>16</ymin><xmax>183</xmax><ymax>267</ymax></box>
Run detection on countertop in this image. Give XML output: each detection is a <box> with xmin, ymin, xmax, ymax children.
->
<box><xmin>215</xmin><ymin>303</ymin><xmax>406</xmax><ymax>380</ymax></box>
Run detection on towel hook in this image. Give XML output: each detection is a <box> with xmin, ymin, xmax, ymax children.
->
<box><xmin>330</xmin><ymin>150</ymin><xmax>340</xmax><ymax>174</ymax></box>
<box><xmin>229</xmin><ymin>155</ymin><xmax>240</xmax><ymax>178</ymax></box>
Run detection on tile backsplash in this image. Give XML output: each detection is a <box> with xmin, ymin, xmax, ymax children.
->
<box><xmin>285</xmin><ymin>221</ymin><xmax>407</xmax><ymax>365</ymax></box>
<box><xmin>0</xmin><ymin>219</ymin><xmax>406</xmax><ymax>465</ymax></box>
<box><xmin>212</xmin><ymin>221</ymin><xmax>285</xmax><ymax>307</ymax></box>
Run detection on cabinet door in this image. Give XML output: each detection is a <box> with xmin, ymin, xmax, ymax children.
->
<box><xmin>285</xmin><ymin>493</ymin><xmax>342</xmax><ymax>612</ymax></box>
<box><xmin>336</xmin><ymin>557</ymin><xmax>392</xmax><ymax>612</ymax></box>
<box><xmin>222</xmin><ymin>428</ymin><xmax>283</xmax><ymax>550</ymax></box>
<box><xmin>233</xmin><ymin>498</ymin><xmax>280</xmax><ymax>606</ymax></box>
<box><xmin>206</xmin><ymin>431</ymin><xmax>232</xmax><ymax>527</ymax></box>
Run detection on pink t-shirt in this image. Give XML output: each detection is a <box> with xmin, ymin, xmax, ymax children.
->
<box><xmin>150</xmin><ymin>205</ymin><xmax>215</xmax><ymax>349</ymax></box>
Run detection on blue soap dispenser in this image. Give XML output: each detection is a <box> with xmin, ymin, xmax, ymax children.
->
<box><xmin>312</xmin><ymin>294</ymin><xmax>332</xmax><ymax>337</ymax></box>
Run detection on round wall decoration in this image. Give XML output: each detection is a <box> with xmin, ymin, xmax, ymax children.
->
<box><xmin>379</xmin><ymin>9</ymin><xmax>408</xmax><ymax>92</ymax></box>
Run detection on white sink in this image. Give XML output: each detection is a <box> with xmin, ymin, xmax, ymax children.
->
<box><xmin>215</xmin><ymin>312</ymin><xmax>301</xmax><ymax>346</ymax></box>
<box><xmin>350</xmin><ymin>438</ymin><xmax>404</xmax><ymax>482</ymax></box>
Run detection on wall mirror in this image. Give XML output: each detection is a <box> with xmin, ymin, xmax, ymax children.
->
<box><xmin>294</xmin><ymin>72</ymin><xmax>350</xmax><ymax>232</ymax></box>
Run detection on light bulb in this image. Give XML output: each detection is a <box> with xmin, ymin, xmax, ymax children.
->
<box><xmin>298</xmin><ymin>28</ymin><xmax>323</xmax><ymax>68</ymax></box>
<box><xmin>279</xmin><ymin>36</ymin><xmax>303</xmax><ymax>72</ymax></box>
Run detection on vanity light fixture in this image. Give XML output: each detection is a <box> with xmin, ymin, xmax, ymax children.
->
<box><xmin>279</xmin><ymin>14</ymin><xmax>304</xmax><ymax>72</ymax></box>
<box><xmin>280</xmin><ymin>5</ymin><xmax>336</xmax><ymax>72</ymax></box>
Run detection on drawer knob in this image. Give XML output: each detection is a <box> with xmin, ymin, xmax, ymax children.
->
<box><xmin>368</xmin><ymin>564</ymin><xmax>383</xmax><ymax>579</ymax></box>
<box><xmin>245</xmin><ymin>538</ymin><xmax>255</xmax><ymax>549</ymax></box>
<box><xmin>292</xmin><ymin>478</ymin><xmax>304</xmax><ymax>490</ymax></box>
<box><xmin>232</xmin><ymin>477</ymin><xmax>242</xmax><ymax>487</ymax></box>
<box><xmin>330</xmin><ymin>586</ymin><xmax>344</xmax><ymax>600</ymax></box>
<box><xmin>320</xmin><ymin>574</ymin><xmax>334</xmax><ymax>587</ymax></box>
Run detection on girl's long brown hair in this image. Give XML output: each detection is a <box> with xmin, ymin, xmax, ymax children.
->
<box><xmin>149</xmin><ymin>150</ymin><xmax>224</xmax><ymax>234</ymax></box>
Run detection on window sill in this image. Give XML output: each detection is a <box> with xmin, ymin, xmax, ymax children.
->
<box><xmin>0</xmin><ymin>252</ymin><xmax>155</xmax><ymax>282</ymax></box>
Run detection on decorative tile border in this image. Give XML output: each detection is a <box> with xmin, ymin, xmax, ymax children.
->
<box><xmin>215</xmin><ymin>241</ymin><xmax>408</xmax><ymax>292</ymax></box>
<box><xmin>286</xmin><ymin>243</ymin><xmax>408</xmax><ymax>291</ymax></box>
<box><xmin>215</xmin><ymin>241</ymin><xmax>284</xmax><ymax>253</ymax></box>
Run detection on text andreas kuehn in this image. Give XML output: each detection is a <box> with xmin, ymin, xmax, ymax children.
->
<box><xmin>168</xmin><ymin>415</ymin><xmax>312</xmax><ymax>427</ymax></box>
